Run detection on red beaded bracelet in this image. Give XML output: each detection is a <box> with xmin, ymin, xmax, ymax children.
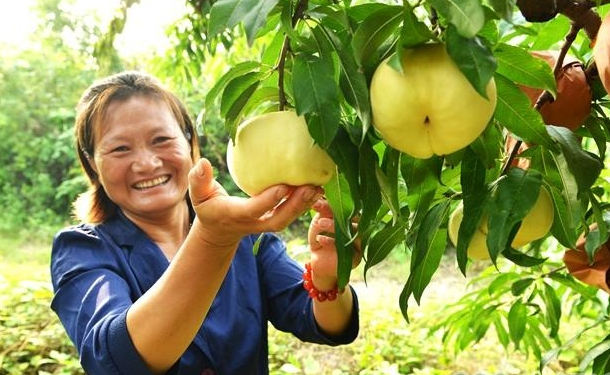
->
<box><xmin>302</xmin><ymin>262</ymin><xmax>344</xmax><ymax>302</ymax></box>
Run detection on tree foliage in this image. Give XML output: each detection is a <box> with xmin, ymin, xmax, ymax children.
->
<box><xmin>164</xmin><ymin>0</ymin><xmax>610</xmax><ymax>371</ymax></box>
<box><xmin>0</xmin><ymin>0</ymin><xmax>101</xmax><ymax>234</ymax></box>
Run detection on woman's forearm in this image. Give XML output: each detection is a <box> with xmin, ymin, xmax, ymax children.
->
<box><xmin>125</xmin><ymin>222</ymin><xmax>238</xmax><ymax>374</ymax></box>
<box><xmin>312</xmin><ymin>286</ymin><xmax>355</xmax><ymax>337</ymax></box>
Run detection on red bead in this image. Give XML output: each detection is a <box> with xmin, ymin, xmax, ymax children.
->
<box><xmin>319</xmin><ymin>291</ymin><xmax>329</xmax><ymax>301</ymax></box>
<box><xmin>327</xmin><ymin>290</ymin><xmax>337</xmax><ymax>301</ymax></box>
<box><xmin>303</xmin><ymin>271</ymin><xmax>312</xmax><ymax>282</ymax></box>
<box><xmin>303</xmin><ymin>280</ymin><xmax>312</xmax><ymax>291</ymax></box>
<box><xmin>308</xmin><ymin>288</ymin><xmax>318</xmax><ymax>298</ymax></box>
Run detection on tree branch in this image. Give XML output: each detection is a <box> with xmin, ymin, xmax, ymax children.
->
<box><xmin>277</xmin><ymin>0</ymin><xmax>309</xmax><ymax>111</ymax></box>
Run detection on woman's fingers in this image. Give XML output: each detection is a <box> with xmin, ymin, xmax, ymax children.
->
<box><xmin>188</xmin><ymin>158</ymin><xmax>223</xmax><ymax>205</ymax></box>
<box><xmin>255</xmin><ymin>185</ymin><xmax>323</xmax><ymax>230</ymax></box>
<box><xmin>311</xmin><ymin>197</ymin><xmax>333</xmax><ymax>218</ymax></box>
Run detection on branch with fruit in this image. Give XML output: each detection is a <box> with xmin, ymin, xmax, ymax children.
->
<box><xmin>180</xmin><ymin>0</ymin><xmax>610</xmax><ymax>370</ymax></box>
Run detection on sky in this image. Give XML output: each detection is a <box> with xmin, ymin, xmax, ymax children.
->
<box><xmin>0</xmin><ymin>0</ymin><xmax>188</xmax><ymax>56</ymax></box>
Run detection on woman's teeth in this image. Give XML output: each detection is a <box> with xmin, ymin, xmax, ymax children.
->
<box><xmin>134</xmin><ymin>176</ymin><xmax>169</xmax><ymax>189</ymax></box>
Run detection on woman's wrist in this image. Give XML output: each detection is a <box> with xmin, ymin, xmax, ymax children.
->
<box><xmin>302</xmin><ymin>262</ymin><xmax>345</xmax><ymax>302</ymax></box>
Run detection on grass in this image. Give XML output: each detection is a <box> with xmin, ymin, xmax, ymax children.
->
<box><xmin>272</xmin><ymin>240</ymin><xmax>544</xmax><ymax>375</ymax></box>
<box><xmin>0</xmin><ymin>230</ymin><xmax>599</xmax><ymax>375</ymax></box>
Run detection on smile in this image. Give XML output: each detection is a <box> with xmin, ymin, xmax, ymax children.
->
<box><xmin>133</xmin><ymin>175</ymin><xmax>170</xmax><ymax>190</ymax></box>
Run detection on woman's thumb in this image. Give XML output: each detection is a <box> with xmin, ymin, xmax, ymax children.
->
<box><xmin>188</xmin><ymin>158</ymin><xmax>216</xmax><ymax>205</ymax></box>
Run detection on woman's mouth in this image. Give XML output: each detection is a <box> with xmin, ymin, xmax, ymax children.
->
<box><xmin>133</xmin><ymin>175</ymin><xmax>170</xmax><ymax>190</ymax></box>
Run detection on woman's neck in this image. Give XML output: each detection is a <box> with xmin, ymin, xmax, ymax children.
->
<box><xmin>124</xmin><ymin>201</ymin><xmax>191</xmax><ymax>260</ymax></box>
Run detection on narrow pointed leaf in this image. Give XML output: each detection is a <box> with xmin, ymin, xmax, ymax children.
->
<box><xmin>446</xmin><ymin>26</ymin><xmax>497</xmax><ymax>98</ymax></box>
<box><xmin>493</xmin><ymin>74</ymin><xmax>556</xmax><ymax>150</ymax></box>
<box><xmin>400</xmin><ymin>2</ymin><xmax>434</xmax><ymax>48</ymax></box>
<box><xmin>205</xmin><ymin>61</ymin><xmax>261</xmax><ymax>111</ymax></box>
<box><xmin>311</xmin><ymin>25</ymin><xmax>371</xmax><ymax>140</ymax></box>
<box><xmin>457</xmin><ymin>148</ymin><xmax>488</xmax><ymax>272</ymax></box>
<box><xmin>292</xmin><ymin>55</ymin><xmax>340</xmax><ymax>148</ymax></box>
<box><xmin>547</xmin><ymin>125</ymin><xmax>603</xmax><ymax>197</ymax></box>
<box><xmin>351</xmin><ymin>5</ymin><xmax>403</xmax><ymax>68</ymax></box>
<box><xmin>495</xmin><ymin>43</ymin><xmax>556</xmax><ymax>95</ymax></box>
<box><xmin>486</xmin><ymin>168</ymin><xmax>543</xmax><ymax>260</ymax></box>
<box><xmin>365</xmin><ymin>217</ymin><xmax>407</xmax><ymax>274</ymax></box>
<box><xmin>508</xmin><ymin>301</ymin><xmax>526</xmax><ymax>346</ymax></box>
<box><xmin>427</xmin><ymin>0</ymin><xmax>485</xmax><ymax>38</ymax></box>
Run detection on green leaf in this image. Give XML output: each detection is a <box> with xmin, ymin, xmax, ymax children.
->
<box><xmin>530</xmin><ymin>16</ymin><xmax>570</xmax><ymax>51</ymax></box>
<box><xmin>427</xmin><ymin>0</ymin><xmax>485</xmax><ymax>38</ymax></box>
<box><xmin>537</xmin><ymin>148</ymin><xmax>581</xmax><ymax>248</ymax></box>
<box><xmin>581</xmin><ymin>338</ymin><xmax>610</xmax><ymax>373</ymax></box>
<box><xmin>292</xmin><ymin>54</ymin><xmax>340</xmax><ymax>148</ymax></box>
<box><xmin>508</xmin><ymin>300</ymin><xmax>527</xmax><ymax>346</ymax></box>
<box><xmin>411</xmin><ymin>201</ymin><xmax>451</xmax><ymax>302</ymax></box>
<box><xmin>488</xmin><ymin>0</ymin><xmax>516</xmax><ymax>20</ymax></box>
<box><xmin>446</xmin><ymin>25</ymin><xmax>497</xmax><ymax>99</ymax></box>
<box><xmin>493</xmin><ymin>74</ymin><xmax>556</xmax><ymax>150</ymax></box>
<box><xmin>324</xmin><ymin>171</ymin><xmax>355</xmax><ymax>238</ymax></box>
<box><xmin>493</xmin><ymin>315</ymin><xmax>510</xmax><ymax>349</ymax></box>
<box><xmin>485</xmin><ymin>168</ymin><xmax>543</xmax><ymax>260</ymax></box>
<box><xmin>547</xmin><ymin>125</ymin><xmax>604</xmax><ymax>197</ymax></box>
<box><xmin>311</xmin><ymin>25</ymin><xmax>372</xmax><ymax>140</ymax></box>
<box><xmin>494</xmin><ymin>43</ymin><xmax>556</xmax><ymax>96</ymax></box>
<box><xmin>549</xmin><ymin>273</ymin><xmax>599</xmax><ymax>298</ymax></box>
<box><xmin>220</xmin><ymin>72</ymin><xmax>264</xmax><ymax>137</ymax></box>
<box><xmin>365</xmin><ymin>217</ymin><xmax>407</xmax><ymax>276</ymax></box>
<box><xmin>502</xmin><ymin>247</ymin><xmax>547</xmax><ymax>267</ymax></box>
<box><xmin>205</xmin><ymin>61</ymin><xmax>261</xmax><ymax>111</ymax></box>
<box><xmin>488</xmin><ymin>272</ymin><xmax>520</xmax><ymax>295</ymax></box>
<box><xmin>324</xmin><ymin>171</ymin><xmax>356</xmax><ymax>289</ymax></box>
<box><xmin>378</xmin><ymin>147</ymin><xmax>401</xmax><ymax>221</ymax></box>
<box><xmin>401</xmin><ymin>155</ymin><xmax>440</xmax><ymax>246</ymax></box>
<box><xmin>540</xmin><ymin>321</ymin><xmax>607</xmax><ymax>372</ymax></box>
<box><xmin>400</xmin><ymin>3</ymin><xmax>434</xmax><ymax>49</ymax></box>
<box><xmin>457</xmin><ymin>148</ymin><xmax>488</xmax><ymax>272</ymax></box>
<box><xmin>592</xmin><ymin>344</ymin><xmax>610</xmax><ymax>374</ymax></box>
<box><xmin>468</xmin><ymin>121</ymin><xmax>504</xmax><ymax>169</ymax></box>
<box><xmin>334</xmin><ymin>219</ymin><xmax>356</xmax><ymax>290</ymax></box>
<box><xmin>584</xmin><ymin>114</ymin><xmax>608</xmax><ymax>160</ymax></box>
<box><xmin>326</xmin><ymin>126</ymin><xmax>361</xmax><ymax>206</ymax></box>
<box><xmin>252</xmin><ymin>232</ymin><xmax>265</xmax><ymax>255</ymax></box>
<box><xmin>351</xmin><ymin>5</ymin><xmax>403</xmax><ymax>69</ymax></box>
<box><xmin>358</xmin><ymin>139</ymin><xmax>383</xmax><ymax>236</ymax></box>
<box><xmin>510</xmin><ymin>277</ymin><xmax>535</xmax><ymax>296</ymax></box>
<box><xmin>209</xmin><ymin>0</ymin><xmax>280</xmax><ymax>45</ymax></box>
<box><xmin>542</xmin><ymin>281</ymin><xmax>561</xmax><ymax>338</ymax></box>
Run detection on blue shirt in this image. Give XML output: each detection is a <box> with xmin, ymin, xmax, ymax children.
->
<box><xmin>50</xmin><ymin>211</ymin><xmax>359</xmax><ymax>375</ymax></box>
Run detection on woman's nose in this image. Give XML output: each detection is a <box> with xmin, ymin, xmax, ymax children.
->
<box><xmin>131</xmin><ymin>147</ymin><xmax>162</xmax><ymax>172</ymax></box>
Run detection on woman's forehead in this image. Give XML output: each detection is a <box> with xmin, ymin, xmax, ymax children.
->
<box><xmin>95</xmin><ymin>96</ymin><xmax>180</xmax><ymax>139</ymax></box>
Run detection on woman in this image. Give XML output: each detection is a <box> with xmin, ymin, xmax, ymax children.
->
<box><xmin>50</xmin><ymin>71</ymin><xmax>360</xmax><ymax>375</ymax></box>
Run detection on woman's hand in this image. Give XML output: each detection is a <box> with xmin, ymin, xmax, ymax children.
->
<box><xmin>307</xmin><ymin>198</ymin><xmax>362</xmax><ymax>291</ymax></box>
<box><xmin>188</xmin><ymin>158</ymin><xmax>323</xmax><ymax>250</ymax></box>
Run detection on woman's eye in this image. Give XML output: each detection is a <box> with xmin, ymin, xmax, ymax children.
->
<box><xmin>111</xmin><ymin>146</ymin><xmax>129</xmax><ymax>153</ymax></box>
<box><xmin>154</xmin><ymin>136</ymin><xmax>173</xmax><ymax>144</ymax></box>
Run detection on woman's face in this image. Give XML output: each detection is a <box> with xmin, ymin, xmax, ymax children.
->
<box><xmin>90</xmin><ymin>95</ymin><xmax>193</xmax><ymax>221</ymax></box>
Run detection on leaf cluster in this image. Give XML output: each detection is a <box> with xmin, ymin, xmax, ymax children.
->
<box><xmin>174</xmin><ymin>0</ymin><xmax>610</xmax><ymax>371</ymax></box>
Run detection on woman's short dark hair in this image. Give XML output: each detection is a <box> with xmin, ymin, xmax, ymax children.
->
<box><xmin>73</xmin><ymin>71</ymin><xmax>200</xmax><ymax>223</ymax></box>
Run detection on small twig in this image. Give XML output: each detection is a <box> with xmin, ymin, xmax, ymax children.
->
<box><xmin>501</xmin><ymin>139</ymin><xmax>523</xmax><ymax>176</ymax></box>
<box><xmin>277</xmin><ymin>0</ymin><xmax>309</xmax><ymax>111</ymax></box>
<box><xmin>502</xmin><ymin>8</ymin><xmax>591</xmax><ymax>176</ymax></box>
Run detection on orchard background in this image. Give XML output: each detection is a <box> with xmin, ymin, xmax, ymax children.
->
<box><xmin>2</xmin><ymin>0</ymin><xmax>610</xmax><ymax>374</ymax></box>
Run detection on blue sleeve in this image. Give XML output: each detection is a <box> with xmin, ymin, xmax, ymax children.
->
<box><xmin>255</xmin><ymin>233</ymin><xmax>359</xmax><ymax>345</ymax></box>
<box><xmin>50</xmin><ymin>226</ymin><xmax>161</xmax><ymax>375</ymax></box>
